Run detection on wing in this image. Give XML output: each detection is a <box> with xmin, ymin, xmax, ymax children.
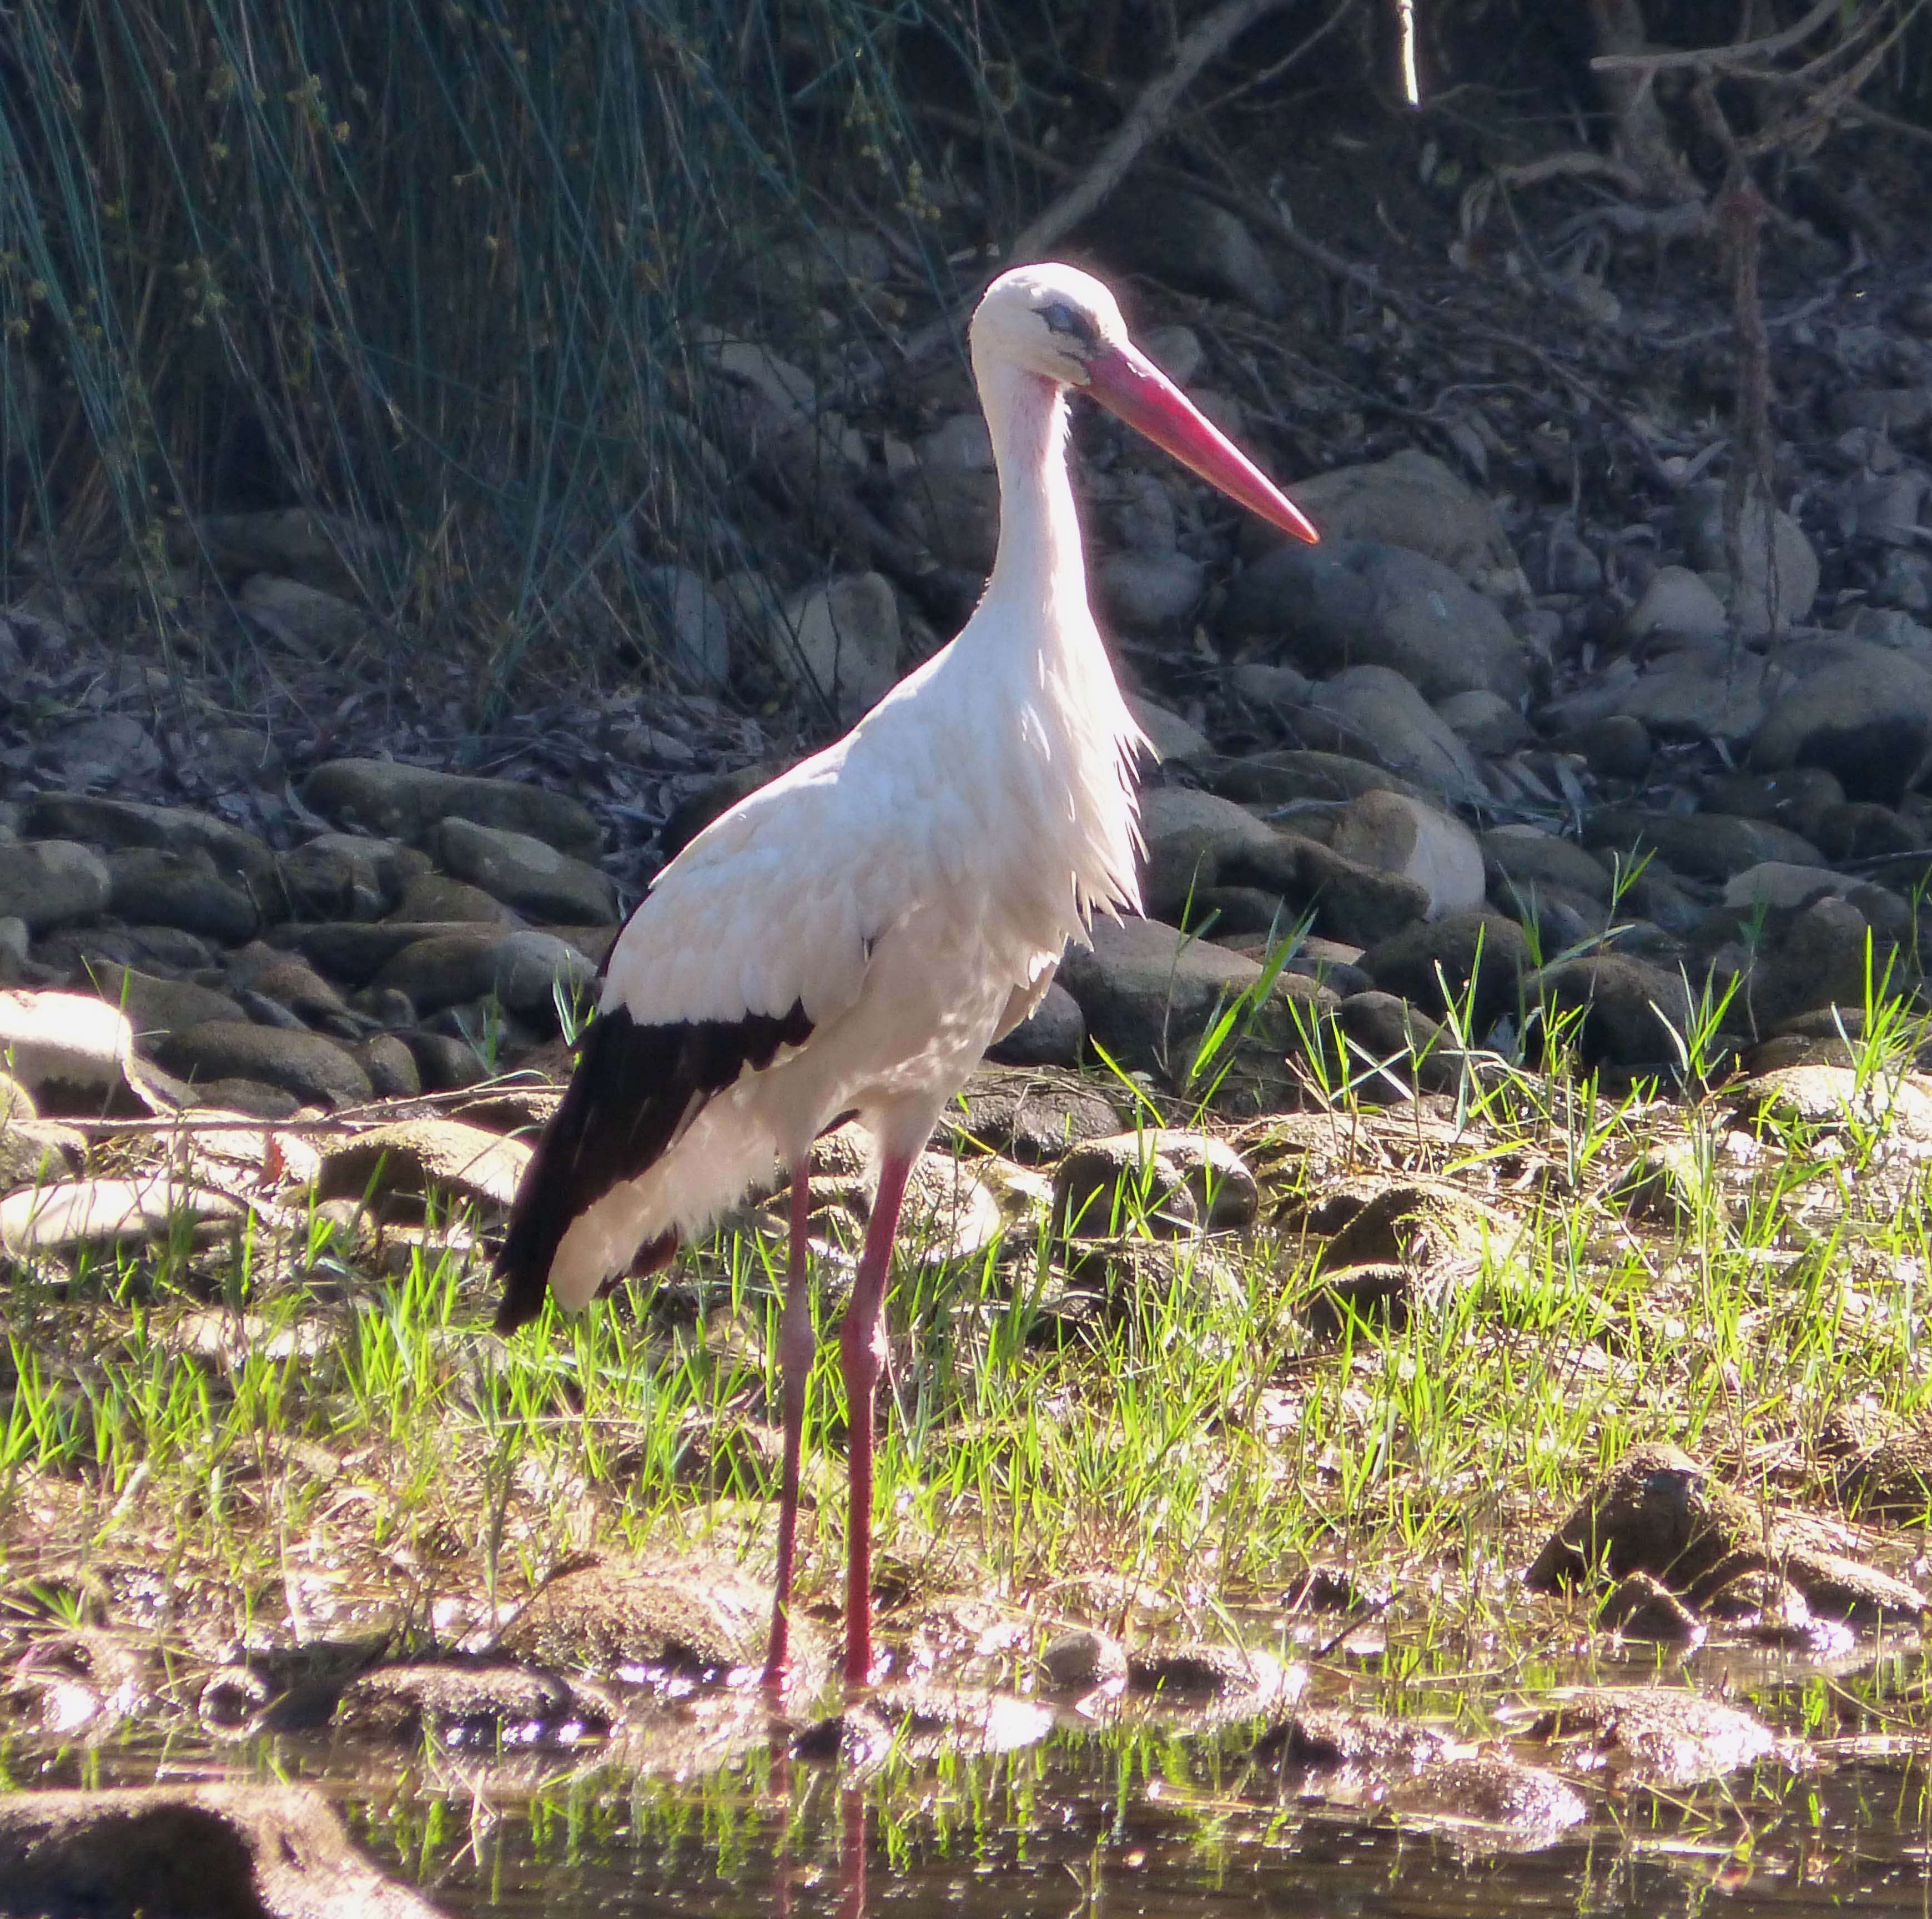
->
<box><xmin>494</xmin><ymin>743</ymin><xmax>920</xmax><ymax>1331</ymax></box>
<box><xmin>494</xmin><ymin>998</ymin><xmax>812</xmax><ymax>1332</ymax></box>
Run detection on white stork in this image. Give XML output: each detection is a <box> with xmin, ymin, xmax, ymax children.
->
<box><xmin>494</xmin><ymin>261</ymin><xmax>1317</xmax><ymax>1690</ymax></box>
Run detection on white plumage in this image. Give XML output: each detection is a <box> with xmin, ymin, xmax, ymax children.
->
<box><xmin>494</xmin><ymin>260</ymin><xmax>1317</xmax><ymax>1688</ymax></box>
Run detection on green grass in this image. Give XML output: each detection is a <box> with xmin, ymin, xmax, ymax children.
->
<box><xmin>4</xmin><ymin>968</ymin><xmax>1932</xmax><ymax>1676</ymax></box>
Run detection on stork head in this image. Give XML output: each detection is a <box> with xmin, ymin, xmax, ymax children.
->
<box><xmin>969</xmin><ymin>262</ymin><xmax>1319</xmax><ymax>545</ymax></box>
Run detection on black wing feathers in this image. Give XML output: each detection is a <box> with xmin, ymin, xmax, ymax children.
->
<box><xmin>494</xmin><ymin>1000</ymin><xmax>814</xmax><ymax>1334</ymax></box>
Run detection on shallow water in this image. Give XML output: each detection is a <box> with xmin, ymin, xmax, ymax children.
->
<box><xmin>12</xmin><ymin>1624</ymin><xmax>1932</xmax><ymax>1918</ymax></box>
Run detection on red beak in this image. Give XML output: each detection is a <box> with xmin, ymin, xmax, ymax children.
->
<box><xmin>1083</xmin><ymin>341</ymin><xmax>1319</xmax><ymax>545</ymax></box>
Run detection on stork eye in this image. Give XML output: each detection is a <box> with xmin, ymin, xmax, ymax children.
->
<box><xmin>1042</xmin><ymin>300</ymin><xmax>1096</xmax><ymax>345</ymax></box>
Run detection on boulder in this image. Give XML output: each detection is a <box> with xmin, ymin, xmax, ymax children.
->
<box><xmin>1625</xmin><ymin>566</ymin><xmax>1727</xmax><ymax>641</ymax></box>
<box><xmin>1244</xmin><ymin>449</ymin><xmax>1518</xmax><ymax>590</ymax></box>
<box><xmin>1222</xmin><ymin>539</ymin><xmax>1527</xmax><ymax>701</ymax></box>
<box><xmin>985</xmin><ymin>979</ymin><xmax>1084</xmax><ymax>1067</ymax></box>
<box><xmin>301</xmin><ymin>759</ymin><xmax>600</xmax><ymax>858</ymax></box>
<box><xmin>434</xmin><ymin>817</ymin><xmax>617</xmax><ymax>924</ymax></box>
<box><xmin>104</xmin><ymin>848</ymin><xmax>259</xmax><ymax>943</ymax></box>
<box><xmin>157</xmin><ymin>1023</ymin><xmax>373</xmax><ymax>1109</ymax></box>
<box><xmin>1358</xmin><ymin>910</ymin><xmax>1534</xmax><ymax>1032</ymax></box>
<box><xmin>1329</xmin><ymin>791</ymin><xmax>1485</xmax><ymax>921</ymax></box>
<box><xmin>1098</xmin><ymin>186</ymin><xmax>1284</xmax><ymax>315</ymax></box>
<box><xmin>25</xmin><ymin>796</ymin><xmax>279</xmax><ymax>888</ymax></box>
<box><xmin>0</xmin><ymin>840</ymin><xmax>110</xmax><ymax>931</ymax></box>
<box><xmin>1482</xmin><ymin>825</ymin><xmax>1614</xmax><ymax>903</ymax></box>
<box><xmin>0</xmin><ymin>1782</ymin><xmax>438</xmax><ymax>1919</ymax></box>
<box><xmin>373</xmin><ymin>928</ymin><xmax>597</xmax><ymax>1026</ymax></box>
<box><xmin>643</xmin><ymin>564</ymin><xmax>732</xmax><ymax>689</ymax></box>
<box><xmin>778</xmin><ymin>572</ymin><xmax>902</xmax><ymax>722</ymax></box>
<box><xmin>1527</xmin><ymin>954</ymin><xmax>1694</xmax><ymax>1070</ymax></box>
<box><xmin>1584</xmin><ymin>809</ymin><xmax>1822</xmax><ymax>884</ymax></box>
<box><xmin>1053</xmin><ymin>1129</ymin><xmax>1257</xmax><ymax>1237</ymax></box>
<box><xmin>238</xmin><ymin>573</ymin><xmax>368</xmax><ymax>650</ymax></box>
<box><xmin>1747</xmin><ymin>637</ymin><xmax>1932</xmax><ymax>803</ymax></box>
<box><xmin>1300</xmin><ymin>665</ymin><xmax>1488</xmax><ymax>806</ymax></box>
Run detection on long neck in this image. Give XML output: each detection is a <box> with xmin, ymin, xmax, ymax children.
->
<box><xmin>977</xmin><ymin>359</ymin><xmax>1089</xmax><ymax>630</ymax></box>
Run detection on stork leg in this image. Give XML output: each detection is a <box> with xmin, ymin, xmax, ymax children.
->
<box><xmin>763</xmin><ymin>1161</ymin><xmax>814</xmax><ymax>1690</ymax></box>
<box><xmin>838</xmin><ymin>1148</ymin><xmax>915</xmax><ymax>1688</ymax></box>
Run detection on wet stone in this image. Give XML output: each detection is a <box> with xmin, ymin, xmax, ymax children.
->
<box><xmin>1125</xmin><ymin>1640</ymin><xmax>1293</xmax><ymax>1711</ymax></box>
<box><xmin>1040</xmin><ymin>1627</ymin><xmax>1129</xmax><ymax>1692</ymax></box>
<box><xmin>1280</xmin><ymin>1565</ymin><xmax>1390</xmax><ymax>1617</ymax></box>
<box><xmin>1254</xmin><ymin>1705</ymin><xmax>1447</xmax><ymax>1776</ymax></box>
<box><xmin>1522</xmin><ymin>1687</ymin><xmax>1792</xmax><ymax>1790</ymax></box>
<box><xmin>0</xmin><ymin>1783</ymin><xmax>440</xmax><ymax>1919</ymax></box>
<box><xmin>1525</xmin><ymin>1443</ymin><xmax>1762</xmax><ymax>1599</ymax></box>
<box><xmin>494</xmin><ymin>1552</ymin><xmax>807</xmax><ymax>1680</ymax></box>
<box><xmin>1599</xmin><ymin>1573</ymin><xmax>1704</xmax><ymax>1645</ymax></box>
<box><xmin>333</xmin><ymin>1662</ymin><xmax>613</xmax><ymax>1746</ymax></box>
<box><xmin>1383</xmin><ymin>1755</ymin><xmax>1588</xmax><ymax>1850</ymax></box>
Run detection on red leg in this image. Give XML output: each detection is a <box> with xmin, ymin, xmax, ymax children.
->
<box><xmin>763</xmin><ymin>1162</ymin><xmax>814</xmax><ymax>1690</ymax></box>
<box><xmin>838</xmin><ymin>1148</ymin><xmax>914</xmax><ymax>1689</ymax></box>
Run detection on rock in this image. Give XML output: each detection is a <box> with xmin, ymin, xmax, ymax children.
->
<box><xmin>1254</xmin><ymin>1705</ymin><xmax>1447</xmax><ymax>1775</ymax></box>
<box><xmin>1584</xmin><ymin>808</ymin><xmax>1822</xmax><ymax>883</ymax></box>
<box><xmin>1250</xmin><ymin>449</ymin><xmax>1518</xmax><ymax>590</ymax></box>
<box><xmin>1125</xmin><ymin>697</ymin><xmax>1213</xmax><ymax>767</ymax></box>
<box><xmin>1525</xmin><ymin>1443</ymin><xmax>1758</xmax><ymax>1596</ymax></box>
<box><xmin>1626</xmin><ymin>565</ymin><xmax>1727</xmax><ymax>641</ymax></box>
<box><xmin>897</xmin><ymin>467</ymin><xmax>1001</xmax><ymax>573</ymax></box>
<box><xmin>434</xmin><ymin>817</ymin><xmax>616</xmax><ymax>923</ymax></box>
<box><xmin>0</xmin><ymin>840</ymin><xmax>110</xmax><ymax>930</ymax></box>
<box><xmin>1124</xmin><ymin>1641</ymin><xmax>1296</xmax><ymax>1720</ymax></box>
<box><xmin>495</xmin><ymin>1551</ymin><xmax>806</xmax><ymax>1678</ymax></box>
<box><xmin>25</xmin><ymin>795</ymin><xmax>278</xmax><ymax>887</ymax></box>
<box><xmin>1100</xmin><ymin>186</ymin><xmax>1284</xmax><ymax>314</ymax></box>
<box><xmin>1213</xmin><ymin>748</ymin><xmax>1429</xmax><ymax>808</ymax></box>
<box><xmin>238</xmin><ymin>572</ymin><xmax>369</xmax><ymax>650</ymax></box>
<box><xmin>1538</xmin><ymin>649</ymin><xmax>1775</xmax><ymax>745</ymax></box>
<box><xmin>1334</xmin><ymin>991</ymin><xmax>1459</xmax><ymax>1098</ymax></box>
<box><xmin>1831</xmin><ymin>385</ymin><xmax>1932</xmax><ymax>435</ymax></box>
<box><xmin>1678</xmin><ymin>481</ymin><xmax>1820</xmax><ymax>628</ymax></box>
<box><xmin>1754</xmin><ymin>897</ymin><xmax>1887</xmax><ymax>1028</ymax></box>
<box><xmin>1</xmin><ymin>1175</ymin><xmax>241</xmax><ymax>1255</ymax></box>
<box><xmin>1301</xmin><ymin>665</ymin><xmax>1488</xmax><ymax>806</ymax></box>
<box><xmin>1721</xmin><ymin>861</ymin><xmax>1843</xmax><ymax>912</ymax></box>
<box><xmin>1054</xmin><ymin>1129</ymin><xmax>1257</xmax><ymax>1238</ymax></box>
<box><xmin>406</xmin><ymin>1030</ymin><xmax>491</xmax><ymax>1092</ymax></box>
<box><xmin>83</xmin><ymin>962</ymin><xmax>249</xmax><ymax>1042</ymax></box>
<box><xmin>1599</xmin><ymin>1574</ymin><xmax>1705</xmax><ymax>1644</ymax></box>
<box><xmin>1222</xmin><ymin>539</ymin><xmax>1527</xmax><ymax>701</ymax></box>
<box><xmin>301</xmin><ymin>759</ymin><xmax>601</xmax><ymax>858</ymax></box>
<box><xmin>1483</xmin><ymin>825</ymin><xmax>1614</xmax><ymax>903</ymax></box>
<box><xmin>1558</xmin><ymin>713</ymin><xmax>1654</xmax><ymax>780</ymax></box>
<box><xmin>334</xmin><ymin>1662</ymin><xmax>612</xmax><ymax>1745</ymax></box>
<box><xmin>0</xmin><ymin>990</ymin><xmax>172</xmax><ymax>1117</ymax></box>
<box><xmin>1527</xmin><ymin>953</ymin><xmax>1694</xmax><ymax>1071</ymax></box>
<box><xmin>1523</xmin><ymin>1689</ymin><xmax>1787</xmax><ymax>1788</ymax></box>
<box><xmin>313</xmin><ymin>1119</ymin><xmax>531</xmax><ymax>1217</ymax></box>
<box><xmin>1358</xmin><ymin>910</ymin><xmax>1534</xmax><ymax>1031</ymax></box>
<box><xmin>1096</xmin><ymin>548</ymin><xmax>1205</xmax><ymax>631</ymax></box>
<box><xmin>0</xmin><ymin>917</ymin><xmax>26</xmax><ymax>983</ymax></box>
<box><xmin>1300</xmin><ymin>1177</ymin><xmax>1512</xmax><ymax>1332</ymax></box>
<box><xmin>0</xmin><ymin>1782</ymin><xmax>439</xmax><ymax>1918</ymax></box>
<box><xmin>1747</xmin><ymin>637</ymin><xmax>1932</xmax><ymax>802</ymax></box>
<box><xmin>157</xmin><ymin>1023</ymin><xmax>373</xmax><ymax>1109</ymax></box>
<box><xmin>1140</xmin><ymin>324</ymin><xmax>1205</xmax><ymax>385</ymax></box>
<box><xmin>643</xmin><ymin>564</ymin><xmax>732</xmax><ymax>688</ymax></box>
<box><xmin>1040</xmin><ymin>1627</ymin><xmax>1129</xmax><ymax>1691</ymax></box>
<box><xmin>985</xmin><ymin>979</ymin><xmax>1085</xmax><ymax>1066</ymax></box>
<box><xmin>1837</xmin><ymin>1419</ymin><xmax>1932</xmax><ymax>1518</ymax></box>
<box><xmin>229</xmin><ymin>951</ymin><xmax>354</xmax><ymax>1024</ymax></box>
<box><xmin>289</xmin><ymin>920</ymin><xmax>497</xmax><ymax>987</ymax></box>
<box><xmin>354</xmin><ymin>1035</ymin><xmax>420</xmax><ymax>1098</ymax></box>
<box><xmin>1709</xmin><ymin>765</ymin><xmax>1848</xmax><ymax>841</ymax></box>
<box><xmin>1436</xmin><ymin>688</ymin><xmax>1529</xmax><ymax>753</ymax></box>
<box><xmin>183</xmin><ymin>506</ymin><xmax>392</xmax><ymax>592</ymax></box>
<box><xmin>1137</xmin><ymin>787</ymin><xmax>1284</xmax><ymax>922</ymax></box>
<box><xmin>1056</xmin><ymin>916</ymin><xmax>1329</xmax><ymax>1109</ymax></box>
<box><xmin>373</xmin><ymin>928</ymin><xmax>596</xmax><ymax>1026</ymax></box>
<box><xmin>916</xmin><ymin>411</ymin><xmax>995</xmax><ymax>472</ymax></box>
<box><xmin>948</xmin><ymin>1064</ymin><xmax>1123</xmax><ymax>1162</ymax></box>
<box><xmin>389</xmin><ymin>872</ymin><xmax>521</xmax><ymax>925</ymax></box>
<box><xmin>778</xmin><ymin>572</ymin><xmax>902</xmax><ymax>722</ymax></box>
<box><xmin>0</xmin><ymin>1074</ymin><xmax>77</xmax><ymax>1194</ymax></box>
<box><xmin>104</xmin><ymin>848</ymin><xmax>259</xmax><ymax>943</ymax></box>
<box><xmin>1780</xmin><ymin>1549</ymin><xmax>1930</xmax><ymax>1624</ymax></box>
<box><xmin>37</xmin><ymin>711</ymin><xmax>163</xmax><ymax>787</ymax></box>
<box><xmin>1329</xmin><ymin>791</ymin><xmax>1485</xmax><ymax>921</ymax></box>
<box><xmin>1385</xmin><ymin>1755</ymin><xmax>1588</xmax><ymax>1847</ymax></box>
<box><xmin>275</xmin><ymin>835</ymin><xmax>417</xmax><ymax>921</ymax></box>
